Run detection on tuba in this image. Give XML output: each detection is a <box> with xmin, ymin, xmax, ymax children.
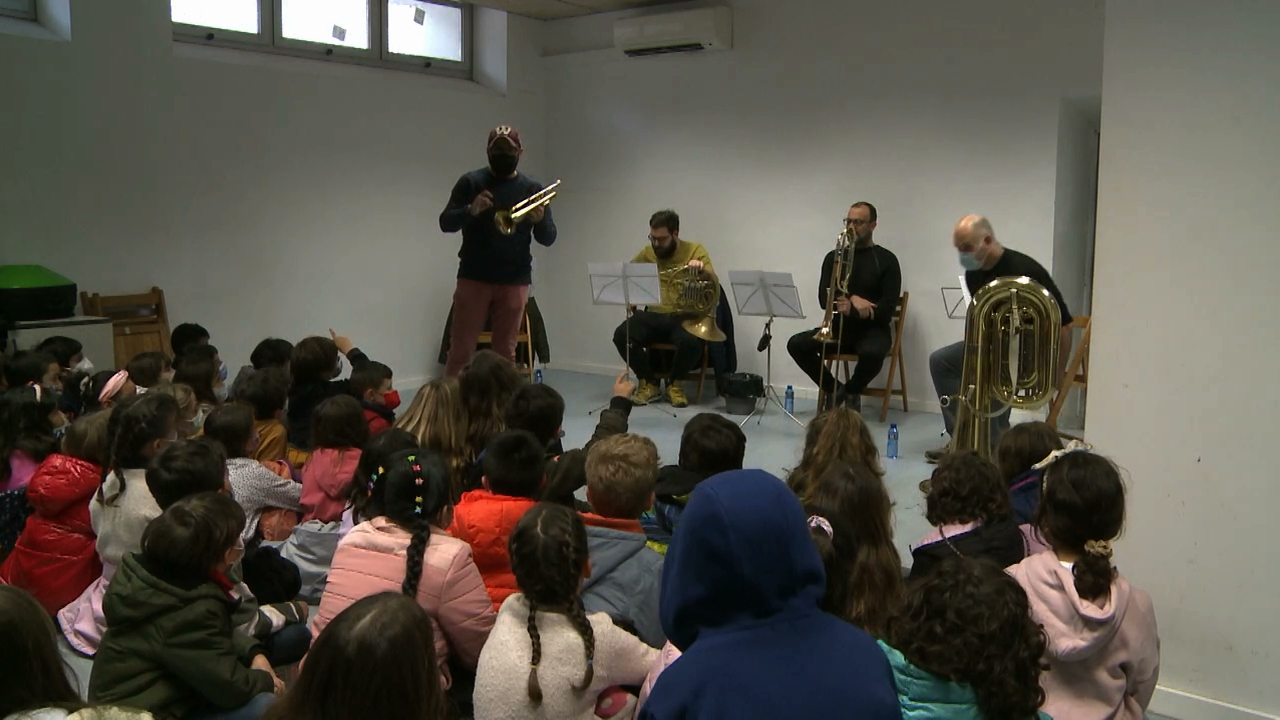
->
<box><xmin>944</xmin><ymin>276</ymin><xmax>1061</xmax><ymax>460</ymax></box>
<box><xmin>660</xmin><ymin>264</ymin><xmax>726</xmax><ymax>342</ymax></box>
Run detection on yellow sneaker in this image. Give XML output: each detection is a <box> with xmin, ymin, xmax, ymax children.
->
<box><xmin>632</xmin><ymin>380</ymin><xmax>661</xmax><ymax>406</ymax></box>
<box><xmin>666</xmin><ymin>381</ymin><xmax>689</xmax><ymax>408</ymax></box>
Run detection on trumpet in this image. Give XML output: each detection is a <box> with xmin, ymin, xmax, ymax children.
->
<box><xmin>495</xmin><ymin>180</ymin><xmax>560</xmax><ymax>235</ymax></box>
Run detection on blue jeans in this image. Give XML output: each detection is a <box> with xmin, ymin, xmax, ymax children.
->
<box><xmin>190</xmin><ymin>692</ymin><xmax>275</xmax><ymax>720</ymax></box>
<box><xmin>263</xmin><ymin>623</ymin><xmax>312</xmax><ymax>667</ymax></box>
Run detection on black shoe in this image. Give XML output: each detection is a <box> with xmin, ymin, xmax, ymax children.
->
<box><xmin>838</xmin><ymin>389</ymin><xmax>862</xmax><ymax>414</ymax></box>
<box><xmin>924</xmin><ymin>440</ymin><xmax>952</xmax><ymax>464</ymax></box>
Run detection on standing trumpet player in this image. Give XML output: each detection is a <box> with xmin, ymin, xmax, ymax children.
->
<box><xmin>613</xmin><ymin>210</ymin><xmax>718</xmax><ymax>408</ymax></box>
<box><xmin>439</xmin><ymin>125</ymin><xmax>557</xmax><ymax>377</ymax></box>
<box><xmin>787</xmin><ymin>202</ymin><xmax>901</xmax><ymax>413</ymax></box>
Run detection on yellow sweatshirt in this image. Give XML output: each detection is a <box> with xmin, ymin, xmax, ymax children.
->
<box><xmin>631</xmin><ymin>240</ymin><xmax>716</xmax><ymax>315</ymax></box>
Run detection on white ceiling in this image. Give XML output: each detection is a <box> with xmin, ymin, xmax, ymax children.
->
<box><xmin>468</xmin><ymin>0</ymin><xmax>678</xmax><ymax>20</ymax></box>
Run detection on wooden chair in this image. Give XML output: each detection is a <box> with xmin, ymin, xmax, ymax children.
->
<box><xmin>650</xmin><ymin>341</ymin><xmax>711</xmax><ymax>404</ymax></box>
<box><xmin>1047</xmin><ymin>315</ymin><xmax>1091</xmax><ymax>440</ymax></box>
<box><xmin>476</xmin><ymin>308</ymin><xmax>535</xmax><ymax>382</ymax></box>
<box><xmin>79</xmin><ymin>287</ymin><xmax>172</xmax><ymax>369</ymax></box>
<box><xmin>816</xmin><ymin>292</ymin><xmax>910</xmax><ymax>422</ymax></box>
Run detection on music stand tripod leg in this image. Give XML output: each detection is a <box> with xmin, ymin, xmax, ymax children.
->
<box><xmin>589</xmin><ymin>308</ymin><xmax>676</xmax><ymax>418</ymax></box>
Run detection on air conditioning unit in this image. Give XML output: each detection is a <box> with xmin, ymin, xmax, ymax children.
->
<box><xmin>613</xmin><ymin>7</ymin><xmax>732</xmax><ymax>58</ymax></box>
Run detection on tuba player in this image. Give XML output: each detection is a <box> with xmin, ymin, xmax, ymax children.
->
<box><xmin>786</xmin><ymin>202</ymin><xmax>901</xmax><ymax>413</ymax></box>
<box><xmin>613</xmin><ymin>210</ymin><xmax>718</xmax><ymax>408</ymax></box>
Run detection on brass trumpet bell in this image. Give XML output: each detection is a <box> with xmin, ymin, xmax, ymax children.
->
<box><xmin>495</xmin><ymin>180</ymin><xmax>561</xmax><ymax>236</ymax></box>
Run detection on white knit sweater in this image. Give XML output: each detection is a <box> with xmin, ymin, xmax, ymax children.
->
<box><xmin>89</xmin><ymin>469</ymin><xmax>160</xmax><ymax>567</ymax></box>
<box><xmin>473</xmin><ymin>594</ymin><xmax>659</xmax><ymax>720</ymax></box>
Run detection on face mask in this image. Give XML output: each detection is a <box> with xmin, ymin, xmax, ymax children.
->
<box><xmin>72</xmin><ymin>357</ymin><xmax>94</xmax><ymax>374</ymax></box>
<box><xmin>959</xmin><ymin>251</ymin><xmax>984</xmax><ymax>271</ymax></box>
<box><xmin>382</xmin><ymin>390</ymin><xmax>401</xmax><ymax>411</ymax></box>
<box><xmin>53</xmin><ymin>421</ymin><xmax>69</xmax><ymax>440</ymax></box>
<box><xmin>218</xmin><ymin>363</ymin><xmax>229</xmax><ymax>383</ymax></box>
<box><xmin>162</xmin><ymin>369</ymin><xmax>176</xmax><ymax>383</ymax></box>
<box><xmin>488</xmin><ymin>153</ymin><xmax>519</xmax><ymax>177</ymax></box>
<box><xmin>214</xmin><ymin>384</ymin><xmax>229</xmax><ymax>402</ymax></box>
<box><xmin>189</xmin><ymin>406</ymin><xmax>208</xmax><ymax>434</ymax></box>
<box><xmin>332</xmin><ymin>358</ymin><xmax>345</xmax><ymax>379</ymax></box>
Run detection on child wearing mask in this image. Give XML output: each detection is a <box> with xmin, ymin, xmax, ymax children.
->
<box><xmin>350</xmin><ymin>361</ymin><xmax>399</xmax><ymax>436</ymax></box>
<box><xmin>0</xmin><ymin>385</ymin><xmax>65</xmax><ymax>493</ymax></box>
<box><xmin>203</xmin><ymin>404</ymin><xmax>302</xmax><ymax>543</ymax></box>
<box><xmin>287</xmin><ymin>330</ymin><xmax>376</xmax><ymax>450</ymax></box>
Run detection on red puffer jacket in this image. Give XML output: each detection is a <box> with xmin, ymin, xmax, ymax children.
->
<box><xmin>0</xmin><ymin>454</ymin><xmax>103</xmax><ymax>614</ymax></box>
<box><xmin>447</xmin><ymin>489</ymin><xmax>538</xmax><ymax>610</ymax></box>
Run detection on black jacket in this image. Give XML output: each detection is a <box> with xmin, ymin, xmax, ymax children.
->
<box><xmin>907</xmin><ymin>517</ymin><xmax>1025</xmax><ymax>581</ymax></box>
<box><xmin>286</xmin><ymin>348</ymin><xmax>371</xmax><ymax>450</ymax></box>
<box><xmin>539</xmin><ymin>396</ymin><xmax>633</xmax><ymax>509</ymax></box>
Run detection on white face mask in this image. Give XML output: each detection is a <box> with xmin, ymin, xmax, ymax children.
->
<box><xmin>214</xmin><ymin>384</ymin><xmax>229</xmax><ymax>402</ymax></box>
<box><xmin>73</xmin><ymin>357</ymin><xmax>94</xmax><ymax>374</ymax></box>
<box><xmin>162</xmin><ymin>369</ymin><xmax>176</xmax><ymax>383</ymax></box>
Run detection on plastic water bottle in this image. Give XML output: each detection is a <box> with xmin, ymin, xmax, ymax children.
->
<box><xmin>784</xmin><ymin>385</ymin><xmax>795</xmax><ymax>415</ymax></box>
<box><xmin>887</xmin><ymin>423</ymin><xmax>900</xmax><ymax>460</ymax></box>
<box><xmin>534</xmin><ymin>368</ymin><xmax>543</xmax><ymax>384</ymax></box>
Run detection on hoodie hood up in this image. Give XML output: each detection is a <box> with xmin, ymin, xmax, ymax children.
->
<box><xmin>659</xmin><ymin>469</ymin><xmax>826</xmax><ymax>651</ymax></box>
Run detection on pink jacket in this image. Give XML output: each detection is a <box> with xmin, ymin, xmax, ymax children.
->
<box><xmin>312</xmin><ymin>517</ymin><xmax>495</xmax><ymax>689</ymax></box>
<box><xmin>300</xmin><ymin>448</ymin><xmax>361</xmax><ymax>524</ymax></box>
<box><xmin>1009</xmin><ymin>551</ymin><xmax>1160</xmax><ymax>720</ymax></box>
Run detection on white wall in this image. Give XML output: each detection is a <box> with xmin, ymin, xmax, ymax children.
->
<box><xmin>1091</xmin><ymin>2</ymin><xmax>1280</xmax><ymax>717</ymax></box>
<box><xmin>1050</xmin><ymin>98</ymin><xmax>1100</xmax><ymax>427</ymax></box>
<box><xmin>0</xmin><ymin>0</ymin><xmax>546</xmax><ymax>389</ymax></box>
<box><xmin>537</xmin><ymin>0</ymin><xmax>1103</xmax><ymax>409</ymax></box>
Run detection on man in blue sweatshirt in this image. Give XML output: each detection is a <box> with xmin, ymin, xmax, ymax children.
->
<box><xmin>439</xmin><ymin>125</ymin><xmax>557</xmax><ymax>377</ymax></box>
<box><xmin>641</xmin><ymin>469</ymin><xmax>901</xmax><ymax>720</ymax></box>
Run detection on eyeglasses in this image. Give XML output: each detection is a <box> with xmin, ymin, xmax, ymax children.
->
<box><xmin>844</xmin><ymin>218</ymin><xmax>871</xmax><ymax>227</ymax></box>
<box><xmin>647</xmin><ymin>234</ymin><xmax>672</xmax><ymax>243</ymax></box>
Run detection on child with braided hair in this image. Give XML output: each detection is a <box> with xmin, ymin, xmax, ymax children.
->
<box><xmin>314</xmin><ymin>448</ymin><xmax>494</xmax><ymax>692</ymax></box>
<box><xmin>474</xmin><ymin>503</ymin><xmax>658</xmax><ymax>720</ymax></box>
<box><xmin>1008</xmin><ymin>450</ymin><xmax>1160</xmax><ymax>720</ymax></box>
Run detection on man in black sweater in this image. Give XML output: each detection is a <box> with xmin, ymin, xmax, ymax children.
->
<box><xmin>927</xmin><ymin>214</ymin><xmax>1073</xmax><ymax>461</ymax></box>
<box><xmin>787</xmin><ymin>202</ymin><xmax>902</xmax><ymax>413</ymax></box>
<box><xmin>439</xmin><ymin>125</ymin><xmax>557</xmax><ymax>377</ymax></box>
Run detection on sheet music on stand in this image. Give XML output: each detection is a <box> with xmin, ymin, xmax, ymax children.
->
<box><xmin>727</xmin><ymin>271</ymin><xmax>805</xmax><ymax>427</ymax></box>
<box><xmin>589</xmin><ymin>262</ymin><xmax>661</xmax><ymax>308</ymax></box>
<box><xmin>941</xmin><ymin>275</ymin><xmax>972</xmax><ymax>320</ymax></box>
<box><xmin>728</xmin><ymin>271</ymin><xmax>805</xmax><ymax>320</ymax></box>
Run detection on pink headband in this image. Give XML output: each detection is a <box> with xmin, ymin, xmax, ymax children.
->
<box><xmin>99</xmin><ymin>370</ymin><xmax>130</xmax><ymax>403</ymax></box>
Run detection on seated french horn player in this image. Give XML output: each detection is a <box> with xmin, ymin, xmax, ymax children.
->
<box><xmin>612</xmin><ymin>209</ymin><xmax>724</xmax><ymax>408</ymax></box>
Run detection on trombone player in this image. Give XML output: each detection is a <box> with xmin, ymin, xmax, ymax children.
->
<box><xmin>613</xmin><ymin>210</ymin><xmax>719</xmax><ymax>408</ymax></box>
<box><xmin>787</xmin><ymin>202</ymin><xmax>901</xmax><ymax>413</ymax></box>
<box><xmin>439</xmin><ymin>125</ymin><xmax>557</xmax><ymax>377</ymax></box>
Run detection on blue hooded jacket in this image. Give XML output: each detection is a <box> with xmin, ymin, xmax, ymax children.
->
<box><xmin>640</xmin><ymin>469</ymin><xmax>902</xmax><ymax>720</ymax></box>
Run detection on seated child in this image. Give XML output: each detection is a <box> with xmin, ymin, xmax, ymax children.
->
<box><xmin>89</xmin><ymin>493</ymin><xmax>282</xmax><ymax>718</ymax></box>
<box><xmin>5</xmin><ymin>350</ymin><xmax>61</xmax><ymax>390</ymax></box>
<box><xmin>37</xmin><ymin>335</ymin><xmax>90</xmax><ymax>376</ymax></box>
<box><xmin>580</xmin><ymin>433</ymin><xmax>665</xmax><ymax>648</ymax></box>
<box><xmin>0</xmin><ymin>384</ymin><xmax>64</xmax><ymax>493</ymax></box>
<box><xmin>1009</xmin><ymin>450</ymin><xmax>1160</xmax><ymax>720</ymax></box>
<box><xmin>149</xmin><ymin>381</ymin><xmax>203</xmax><ymax>438</ymax></box>
<box><xmin>637</xmin><ymin>470</ymin><xmax>899</xmax><ymax>720</ymax></box>
<box><xmin>239</xmin><ymin>368</ymin><xmax>309</xmax><ymax>468</ymax></box>
<box><xmin>997</xmin><ymin>421</ymin><xmax>1066</xmax><ymax>525</ymax></box>
<box><xmin>350</xmin><ymin>361</ymin><xmax>398</xmax><ymax>436</ymax></box>
<box><xmin>264</xmin><ymin>593</ymin><xmax>445</xmax><ymax>720</ymax></box>
<box><xmin>458</xmin><ymin>349</ymin><xmax>525</xmax><ymax>460</ymax></box>
<box><xmin>909</xmin><ymin>451</ymin><xmax>1025</xmax><ymax>581</ymax></box>
<box><xmin>230</xmin><ymin>337</ymin><xmax>293</xmax><ymax>401</ymax></box>
<box><xmin>473</xmin><ymin>503</ymin><xmax>658</xmax><ymax>720</ymax></box>
<box><xmin>1</xmin><ymin>585</ymin><xmax>152</xmax><ymax>720</ymax></box>
<box><xmin>394</xmin><ymin>378</ymin><xmax>472</xmax><ymax>500</ymax></box>
<box><xmin>802</xmin><ymin>461</ymin><xmax>902</xmax><ymax>635</ymax></box>
<box><xmin>0</xmin><ymin>411</ymin><xmax>110</xmax><ymax>614</ymax></box>
<box><xmin>287</xmin><ymin>330</ymin><xmax>376</xmax><ymax>450</ymax></box>
<box><xmin>174</xmin><ymin>344</ymin><xmax>226</xmax><ymax>409</ymax></box>
<box><xmin>448</xmin><ymin>429</ymin><xmax>546</xmax><ymax>609</ymax></box>
<box><xmin>786</xmin><ymin>406</ymin><xmax>881</xmax><ymax>501</ymax></box>
<box><xmin>169</xmin><ymin>322</ymin><xmax>210</xmax><ymax>363</ymax></box>
<box><xmin>203</xmin><ymin>404</ymin><xmax>302</xmax><ymax>542</ymax></box>
<box><xmin>880</xmin><ymin>556</ymin><xmax>1050</xmax><ymax>720</ymax></box>
<box><xmin>315</xmin><ymin>449</ymin><xmax>494</xmax><ymax>690</ymax></box>
<box><xmin>641</xmin><ymin>412</ymin><xmax>745</xmax><ymax>554</ymax></box>
<box><xmin>300</xmin><ymin>396</ymin><xmax>368</xmax><ymax>523</ymax></box>
<box><xmin>505</xmin><ymin>372</ymin><xmax>634</xmax><ymax>511</ymax></box>
<box><xmin>344</xmin><ymin>428</ymin><xmax>420</xmax><ymax>536</ymax></box>
<box><xmin>126</xmin><ymin>351</ymin><xmax>173</xmax><ymax>393</ymax></box>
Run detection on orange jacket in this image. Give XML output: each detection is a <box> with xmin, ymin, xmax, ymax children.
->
<box><xmin>448</xmin><ymin>489</ymin><xmax>538</xmax><ymax>610</ymax></box>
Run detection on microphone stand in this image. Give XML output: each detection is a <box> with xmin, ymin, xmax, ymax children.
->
<box><xmin>740</xmin><ymin>316</ymin><xmax>803</xmax><ymax>428</ymax></box>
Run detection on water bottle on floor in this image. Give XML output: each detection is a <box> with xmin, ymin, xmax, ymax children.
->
<box><xmin>887</xmin><ymin>423</ymin><xmax>899</xmax><ymax>460</ymax></box>
<box><xmin>784</xmin><ymin>385</ymin><xmax>794</xmax><ymax>415</ymax></box>
<box><xmin>534</xmin><ymin>368</ymin><xmax>543</xmax><ymax>384</ymax></box>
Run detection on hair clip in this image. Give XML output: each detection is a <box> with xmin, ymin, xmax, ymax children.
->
<box><xmin>807</xmin><ymin>515</ymin><xmax>834</xmax><ymax>538</ymax></box>
<box><xmin>414</xmin><ymin>495</ymin><xmax>424</xmax><ymax>516</ymax></box>
<box><xmin>407</xmin><ymin>455</ymin><xmax>416</xmax><ymax>463</ymax></box>
<box><xmin>1032</xmin><ymin>440</ymin><xmax>1092</xmax><ymax>471</ymax></box>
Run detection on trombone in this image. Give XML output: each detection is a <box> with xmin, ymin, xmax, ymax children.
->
<box><xmin>495</xmin><ymin>180</ymin><xmax>561</xmax><ymax>236</ymax></box>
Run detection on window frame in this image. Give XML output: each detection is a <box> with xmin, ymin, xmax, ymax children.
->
<box><xmin>0</xmin><ymin>0</ymin><xmax>37</xmax><ymax>21</ymax></box>
<box><xmin>172</xmin><ymin>0</ymin><xmax>472</xmax><ymax>80</ymax></box>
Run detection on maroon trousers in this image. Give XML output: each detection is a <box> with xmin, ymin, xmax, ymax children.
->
<box><xmin>445</xmin><ymin>278</ymin><xmax>529</xmax><ymax>377</ymax></box>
